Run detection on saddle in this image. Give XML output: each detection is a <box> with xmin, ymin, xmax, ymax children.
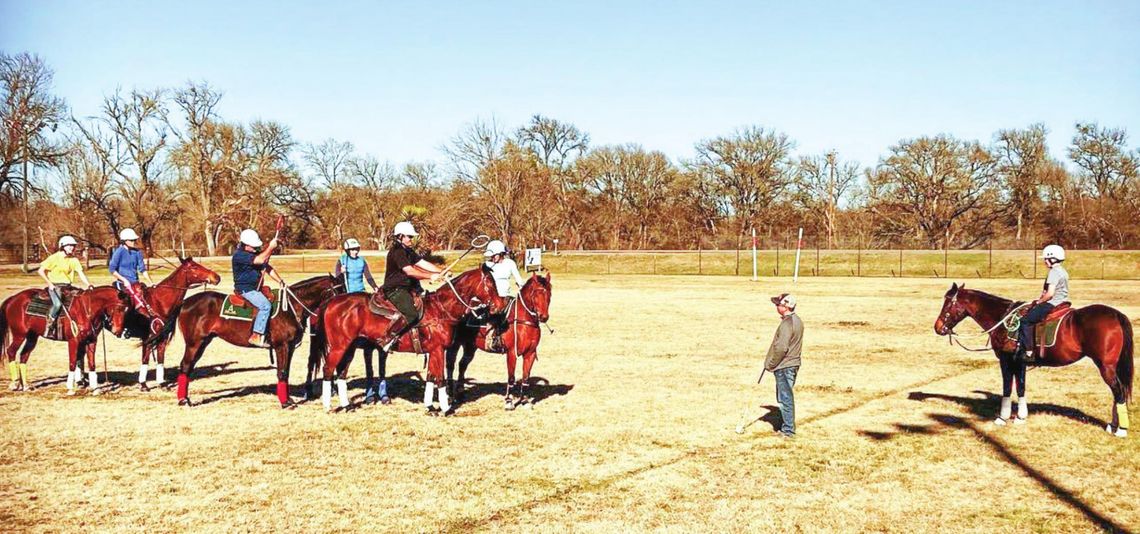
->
<box><xmin>221</xmin><ymin>287</ymin><xmax>283</xmax><ymax>322</ymax></box>
<box><xmin>1006</xmin><ymin>302</ymin><xmax>1072</xmax><ymax>350</ymax></box>
<box><xmin>368</xmin><ymin>291</ymin><xmax>423</xmax><ymax>320</ymax></box>
<box><xmin>25</xmin><ymin>285</ymin><xmax>82</xmax><ymax>319</ymax></box>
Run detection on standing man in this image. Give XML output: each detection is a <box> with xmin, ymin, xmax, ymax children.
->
<box><xmin>233</xmin><ymin>228</ymin><xmax>285</xmax><ymax>348</ymax></box>
<box><xmin>378</xmin><ymin>222</ymin><xmax>443</xmax><ymax>352</ymax></box>
<box><xmin>764</xmin><ymin>293</ymin><xmax>803</xmax><ymax>438</ymax></box>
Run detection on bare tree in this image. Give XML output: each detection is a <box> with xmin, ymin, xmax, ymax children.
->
<box><xmin>0</xmin><ymin>52</ymin><xmax>68</xmax><ymax>200</ymax></box>
<box><xmin>692</xmin><ymin>126</ymin><xmax>794</xmax><ymax>250</ymax></box>
<box><xmin>794</xmin><ymin>151</ymin><xmax>861</xmax><ymax>248</ymax></box>
<box><xmin>869</xmin><ymin>135</ymin><xmax>1003</xmax><ymax>248</ymax></box>
<box><xmin>1069</xmin><ymin>122</ymin><xmax>1139</xmax><ymax>200</ymax></box>
<box><xmin>995</xmin><ymin>124</ymin><xmax>1052</xmax><ymax>241</ymax></box>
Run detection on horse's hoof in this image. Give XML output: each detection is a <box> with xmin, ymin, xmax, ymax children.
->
<box><xmin>1115</xmin><ymin>428</ymin><xmax>1128</xmax><ymax>438</ymax></box>
<box><xmin>90</xmin><ymin>387</ymin><xmax>102</xmax><ymax>396</ymax></box>
<box><xmin>504</xmin><ymin>400</ymin><xmax>516</xmax><ymax>411</ymax></box>
<box><xmin>426</xmin><ymin>406</ymin><xmax>440</xmax><ymax>416</ymax></box>
<box><xmin>363</xmin><ymin>395</ymin><xmax>377</xmax><ymax>406</ymax></box>
<box><xmin>67</xmin><ymin>389</ymin><xmax>76</xmax><ymax>396</ymax></box>
<box><xmin>993</xmin><ymin>417</ymin><xmax>1007</xmax><ymax>426</ymax></box>
<box><xmin>139</xmin><ymin>383</ymin><xmax>150</xmax><ymax>392</ymax></box>
<box><xmin>160</xmin><ymin>382</ymin><xmax>174</xmax><ymax>390</ymax></box>
<box><xmin>1012</xmin><ymin>417</ymin><xmax>1026</xmax><ymax>425</ymax></box>
<box><xmin>380</xmin><ymin>396</ymin><xmax>391</xmax><ymax>405</ymax></box>
<box><xmin>178</xmin><ymin>398</ymin><xmax>193</xmax><ymax>407</ymax></box>
<box><xmin>281</xmin><ymin>401</ymin><xmax>297</xmax><ymax>410</ymax></box>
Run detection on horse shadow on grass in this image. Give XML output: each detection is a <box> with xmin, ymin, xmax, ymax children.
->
<box><xmin>863</xmin><ymin>412</ymin><xmax>1132</xmax><ymax>533</ymax></box>
<box><xmin>907</xmin><ymin>390</ymin><xmax>1108</xmax><ymax>429</ymax></box>
<box><xmin>450</xmin><ymin>376</ymin><xmax>575</xmax><ymax>406</ymax></box>
<box><xmin>32</xmin><ymin>361</ymin><xmax>263</xmax><ymax>392</ymax></box>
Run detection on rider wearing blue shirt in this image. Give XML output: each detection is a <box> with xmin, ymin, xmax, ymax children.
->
<box><xmin>109</xmin><ymin>228</ymin><xmax>156</xmax><ymax>318</ymax></box>
<box><xmin>334</xmin><ymin>238</ymin><xmax>378</xmax><ymax>294</ymax></box>
<box><xmin>233</xmin><ymin>228</ymin><xmax>284</xmax><ymax>348</ymax></box>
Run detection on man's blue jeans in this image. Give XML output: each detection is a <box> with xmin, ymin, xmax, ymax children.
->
<box><xmin>1018</xmin><ymin>303</ymin><xmax>1055</xmax><ymax>352</ymax></box>
<box><xmin>774</xmin><ymin>366</ymin><xmax>799</xmax><ymax>435</ymax></box>
<box><xmin>242</xmin><ymin>290</ymin><xmax>271</xmax><ymax>336</ymax></box>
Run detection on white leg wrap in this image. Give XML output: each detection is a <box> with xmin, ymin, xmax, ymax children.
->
<box><xmin>67</xmin><ymin>369</ymin><xmax>76</xmax><ymax>394</ymax></box>
<box><xmin>439</xmin><ymin>385</ymin><xmax>451</xmax><ymax>414</ymax></box>
<box><xmin>138</xmin><ymin>364</ymin><xmax>148</xmax><ymax>384</ymax></box>
<box><xmin>88</xmin><ymin>371</ymin><xmax>99</xmax><ymax>390</ymax></box>
<box><xmin>156</xmin><ymin>364</ymin><xmax>165</xmax><ymax>384</ymax></box>
<box><xmin>424</xmin><ymin>381</ymin><xmax>436</xmax><ymax>408</ymax></box>
<box><xmin>999</xmin><ymin>397</ymin><xmax>1012</xmax><ymax>420</ymax></box>
<box><xmin>322</xmin><ymin>380</ymin><xmax>332</xmax><ymax>412</ymax></box>
<box><xmin>336</xmin><ymin>379</ymin><xmax>349</xmax><ymax>408</ymax></box>
<box><xmin>1017</xmin><ymin>397</ymin><xmax>1028</xmax><ymax>420</ymax></box>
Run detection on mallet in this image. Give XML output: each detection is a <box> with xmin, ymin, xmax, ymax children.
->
<box><xmin>442</xmin><ymin>235</ymin><xmax>491</xmax><ymax>275</ymax></box>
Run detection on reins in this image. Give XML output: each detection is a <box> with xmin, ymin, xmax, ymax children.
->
<box><xmin>944</xmin><ymin>293</ymin><xmax>1031</xmax><ymax>352</ymax></box>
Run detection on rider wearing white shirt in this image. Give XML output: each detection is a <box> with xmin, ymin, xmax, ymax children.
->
<box><xmin>483</xmin><ymin>240</ymin><xmax>524</xmax><ymax>351</ymax></box>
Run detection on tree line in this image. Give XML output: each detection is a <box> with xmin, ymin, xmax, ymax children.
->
<box><xmin>3</xmin><ymin>52</ymin><xmax>1139</xmax><ymax>259</ymax></box>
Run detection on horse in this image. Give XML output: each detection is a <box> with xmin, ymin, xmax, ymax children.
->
<box><xmin>119</xmin><ymin>257</ymin><xmax>221</xmax><ymax>391</ymax></box>
<box><xmin>445</xmin><ymin>271</ymin><xmax>552</xmax><ymax>410</ymax></box>
<box><xmin>309</xmin><ymin>265</ymin><xmax>506</xmax><ymax>414</ymax></box>
<box><xmin>152</xmin><ymin>274</ymin><xmax>344</xmax><ymax>408</ymax></box>
<box><xmin>935</xmin><ymin>282</ymin><xmax>1134</xmax><ymax>437</ymax></box>
<box><xmin>1</xmin><ymin>285</ymin><xmax>130</xmax><ymax>393</ymax></box>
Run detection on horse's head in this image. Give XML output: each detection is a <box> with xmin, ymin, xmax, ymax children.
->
<box><xmin>291</xmin><ymin>274</ymin><xmax>347</xmax><ymax>307</ymax></box>
<box><xmin>453</xmin><ymin>265</ymin><xmax>508</xmax><ymax>315</ymax></box>
<box><xmin>935</xmin><ymin>282</ymin><xmax>971</xmax><ymax>336</ymax></box>
<box><xmin>521</xmin><ymin>271</ymin><xmax>552</xmax><ymax>323</ymax></box>
<box><xmin>81</xmin><ymin>287</ymin><xmax>130</xmax><ymax>338</ymax></box>
<box><xmin>106</xmin><ymin>295</ymin><xmax>130</xmax><ymax>338</ymax></box>
<box><xmin>177</xmin><ymin>256</ymin><xmax>222</xmax><ymax>287</ymax></box>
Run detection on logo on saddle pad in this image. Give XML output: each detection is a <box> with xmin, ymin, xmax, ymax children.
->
<box><xmin>1006</xmin><ymin>302</ymin><xmax>1072</xmax><ymax>349</ymax></box>
<box><xmin>221</xmin><ymin>288</ymin><xmax>284</xmax><ymax>321</ymax></box>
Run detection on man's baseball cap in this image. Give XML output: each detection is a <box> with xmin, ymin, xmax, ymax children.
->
<box><xmin>770</xmin><ymin>293</ymin><xmax>796</xmax><ymax>309</ymax></box>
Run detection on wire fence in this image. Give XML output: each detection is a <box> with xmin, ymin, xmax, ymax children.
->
<box><xmin>4</xmin><ymin>245</ymin><xmax>1139</xmax><ymax>281</ymax></box>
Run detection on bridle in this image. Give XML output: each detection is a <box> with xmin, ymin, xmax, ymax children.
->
<box><xmin>444</xmin><ymin>269</ymin><xmax>492</xmax><ymax>317</ymax></box>
<box><xmin>942</xmin><ymin>291</ymin><xmax>1029</xmax><ymax>352</ymax></box>
<box><xmin>282</xmin><ymin>276</ymin><xmax>345</xmax><ymax>319</ymax></box>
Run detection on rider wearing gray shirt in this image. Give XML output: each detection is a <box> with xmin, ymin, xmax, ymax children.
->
<box><xmin>1018</xmin><ymin>245</ymin><xmax>1069</xmax><ymax>361</ymax></box>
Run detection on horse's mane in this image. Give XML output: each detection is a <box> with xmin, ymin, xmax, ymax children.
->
<box><xmin>959</xmin><ymin>287</ymin><xmax>1015</xmax><ymax>308</ymax></box>
<box><xmin>291</xmin><ymin>274</ymin><xmax>337</xmax><ymax>289</ymax></box>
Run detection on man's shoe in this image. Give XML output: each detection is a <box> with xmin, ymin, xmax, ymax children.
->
<box><xmin>248</xmin><ymin>335</ymin><xmax>271</xmax><ymax>348</ymax></box>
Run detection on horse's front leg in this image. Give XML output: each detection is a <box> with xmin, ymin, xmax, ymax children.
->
<box><xmin>444</xmin><ymin>342</ymin><xmax>459</xmax><ymax>401</ymax></box>
<box><xmin>362</xmin><ymin>344</ymin><xmax>378</xmax><ymax>404</ymax></box>
<box><xmin>84</xmin><ymin>338</ymin><xmax>102</xmax><ymax>395</ymax></box>
<box><xmin>66</xmin><ymin>336</ymin><xmax>80</xmax><ymax>395</ymax></box>
<box><xmin>519</xmin><ymin>347</ymin><xmax>538</xmax><ymax>408</ymax></box>
<box><xmin>424</xmin><ymin>348</ymin><xmax>450</xmax><ymax>416</ymax></box>
<box><xmin>995</xmin><ymin>354</ymin><xmax>1015</xmax><ymax>426</ymax></box>
<box><xmin>1013</xmin><ymin>360</ymin><xmax>1028</xmax><ymax>424</ymax></box>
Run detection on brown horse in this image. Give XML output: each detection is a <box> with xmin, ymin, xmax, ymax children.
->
<box><xmin>120</xmin><ymin>257</ymin><xmax>221</xmax><ymax>391</ymax></box>
<box><xmin>1</xmin><ymin>285</ymin><xmax>130</xmax><ymax>393</ymax></box>
<box><xmin>310</xmin><ymin>265</ymin><xmax>506</xmax><ymax>414</ymax></box>
<box><xmin>935</xmin><ymin>283</ymin><xmax>1134</xmax><ymax>437</ymax></box>
<box><xmin>445</xmin><ymin>271</ymin><xmax>552</xmax><ymax>410</ymax></box>
<box><xmin>154</xmin><ymin>274</ymin><xmax>344</xmax><ymax>408</ymax></box>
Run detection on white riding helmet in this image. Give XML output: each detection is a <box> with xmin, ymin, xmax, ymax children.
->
<box><xmin>393</xmin><ymin>221</ymin><xmax>418</xmax><ymax>237</ymax></box>
<box><xmin>119</xmin><ymin>228</ymin><xmax>140</xmax><ymax>241</ymax></box>
<box><xmin>239</xmin><ymin>229</ymin><xmax>263</xmax><ymax>248</ymax></box>
<box><xmin>484</xmin><ymin>239</ymin><xmax>507</xmax><ymax>257</ymax></box>
<box><xmin>343</xmin><ymin>238</ymin><xmax>361</xmax><ymax>250</ymax></box>
<box><xmin>1042</xmin><ymin>244</ymin><xmax>1066</xmax><ymax>262</ymax></box>
<box><xmin>58</xmin><ymin>235</ymin><xmax>78</xmax><ymax>248</ymax></box>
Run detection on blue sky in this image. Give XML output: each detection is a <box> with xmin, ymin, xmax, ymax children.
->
<box><xmin>2</xmin><ymin>0</ymin><xmax>1138</xmax><ymax>169</ymax></box>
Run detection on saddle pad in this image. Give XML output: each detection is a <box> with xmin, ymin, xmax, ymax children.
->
<box><xmin>221</xmin><ymin>288</ymin><xmax>283</xmax><ymax>322</ymax></box>
<box><xmin>1005</xmin><ymin>310</ymin><xmax>1070</xmax><ymax>348</ymax></box>
<box><xmin>368</xmin><ymin>292</ymin><xmax>423</xmax><ymax>319</ymax></box>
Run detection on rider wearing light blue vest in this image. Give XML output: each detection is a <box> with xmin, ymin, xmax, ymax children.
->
<box><xmin>333</xmin><ymin>238</ymin><xmax>378</xmax><ymax>294</ymax></box>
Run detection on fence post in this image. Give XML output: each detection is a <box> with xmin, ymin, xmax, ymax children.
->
<box><xmin>652</xmin><ymin>252</ymin><xmax>657</xmax><ymax>275</ymax></box>
<box><xmin>1032</xmin><ymin>236</ymin><xmax>1037</xmax><ymax>279</ymax></box>
<box><xmin>988</xmin><ymin>240</ymin><xmax>993</xmax><ymax>278</ymax></box>
<box><xmin>775</xmin><ymin>241</ymin><xmax>780</xmax><ymax>277</ymax></box>
<box><xmin>899</xmin><ymin>248</ymin><xmax>903</xmax><ymax>277</ymax></box>
<box><xmin>698</xmin><ymin>239</ymin><xmax>703</xmax><ymax>275</ymax></box>
<box><xmin>815</xmin><ymin>240</ymin><xmax>820</xmax><ymax>277</ymax></box>
<box><xmin>302</xmin><ymin>253</ymin><xmax>306</xmax><ymax>273</ymax></box>
<box><xmin>857</xmin><ymin>241</ymin><xmax>861</xmax><ymax>277</ymax></box>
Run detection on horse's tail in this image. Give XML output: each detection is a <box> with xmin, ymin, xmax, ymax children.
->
<box><xmin>142</xmin><ymin>303</ymin><xmax>182</xmax><ymax>352</ymax></box>
<box><xmin>306</xmin><ymin>304</ymin><xmax>328</xmax><ymax>390</ymax></box>
<box><xmin>1116</xmin><ymin>311</ymin><xmax>1134</xmax><ymax>403</ymax></box>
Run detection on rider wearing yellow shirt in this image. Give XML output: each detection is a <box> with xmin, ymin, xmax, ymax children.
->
<box><xmin>36</xmin><ymin>235</ymin><xmax>92</xmax><ymax>337</ymax></box>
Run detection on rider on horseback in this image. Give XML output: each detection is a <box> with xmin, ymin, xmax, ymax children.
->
<box><xmin>36</xmin><ymin>235</ymin><xmax>92</xmax><ymax>338</ymax></box>
<box><xmin>334</xmin><ymin>238</ymin><xmax>378</xmax><ymax>294</ymax></box>
<box><xmin>483</xmin><ymin>239</ymin><xmax>524</xmax><ymax>351</ymax></box>
<box><xmin>378</xmin><ymin>222</ymin><xmax>444</xmax><ymax>352</ymax></box>
<box><xmin>233</xmin><ymin>228</ymin><xmax>284</xmax><ymax>348</ymax></box>
<box><xmin>109</xmin><ymin>228</ymin><xmax>158</xmax><ymax>321</ymax></box>
<box><xmin>1016</xmin><ymin>244</ymin><xmax>1069</xmax><ymax>362</ymax></box>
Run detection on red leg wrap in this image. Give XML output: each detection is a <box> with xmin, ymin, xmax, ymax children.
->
<box><xmin>277</xmin><ymin>381</ymin><xmax>289</xmax><ymax>405</ymax></box>
<box><xmin>176</xmin><ymin>373</ymin><xmax>189</xmax><ymax>400</ymax></box>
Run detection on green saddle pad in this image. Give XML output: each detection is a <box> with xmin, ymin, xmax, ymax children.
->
<box><xmin>221</xmin><ymin>289</ymin><xmax>283</xmax><ymax>321</ymax></box>
<box><xmin>1006</xmin><ymin>314</ymin><xmax>1066</xmax><ymax>348</ymax></box>
<box><xmin>25</xmin><ymin>287</ymin><xmax>78</xmax><ymax>318</ymax></box>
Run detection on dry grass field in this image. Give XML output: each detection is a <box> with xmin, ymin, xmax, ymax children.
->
<box><xmin>1</xmin><ymin>269</ymin><xmax>1138</xmax><ymax>532</ymax></box>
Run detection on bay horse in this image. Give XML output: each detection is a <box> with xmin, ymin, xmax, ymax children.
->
<box><xmin>1</xmin><ymin>286</ymin><xmax>130</xmax><ymax>393</ymax></box>
<box><xmin>152</xmin><ymin>274</ymin><xmax>344</xmax><ymax>408</ymax></box>
<box><xmin>121</xmin><ymin>257</ymin><xmax>221</xmax><ymax>391</ymax></box>
<box><xmin>310</xmin><ymin>265</ymin><xmax>506</xmax><ymax>414</ymax></box>
<box><xmin>445</xmin><ymin>271</ymin><xmax>552</xmax><ymax>410</ymax></box>
<box><xmin>935</xmin><ymin>283</ymin><xmax>1134</xmax><ymax>437</ymax></box>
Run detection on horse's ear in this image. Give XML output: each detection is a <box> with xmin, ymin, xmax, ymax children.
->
<box><xmin>960</xmin><ymin>282</ymin><xmax>965</xmax><ymax>289</ymax></box>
